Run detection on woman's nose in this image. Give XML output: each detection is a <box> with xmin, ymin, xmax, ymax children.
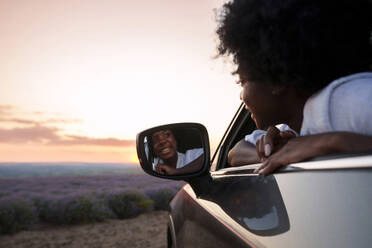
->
<box><xmin>240</xmin><ymin>90</ymin><xmax>243</xmax><ymax>100</ymax></box>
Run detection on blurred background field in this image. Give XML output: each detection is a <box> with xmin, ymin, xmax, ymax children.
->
<box><xmin>0</xmin><ymin>163</ymin><xmax>184</xmax><ymax>236</ymax></box>
<box><xmin>0</xmin><ymin>163</ymin><xmax>143</xmax><ymax>178</ymax></box>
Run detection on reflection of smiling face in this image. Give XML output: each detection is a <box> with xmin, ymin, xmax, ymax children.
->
<box><xmin>152</xmin><ymin>129</ymin><xmax>177</xmax><ymax>160</ymax></box>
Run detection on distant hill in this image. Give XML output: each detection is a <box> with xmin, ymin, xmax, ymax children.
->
<box><xmin>0</xmin><ymin>163</ymin><xmax>144</xmax><ymax>178</ymax></box>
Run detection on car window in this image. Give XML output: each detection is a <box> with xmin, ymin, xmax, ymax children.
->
<box><xmin>212</xmin><ymin>106</ymin><xmax>256</xmax><ymax>171</ymax></box>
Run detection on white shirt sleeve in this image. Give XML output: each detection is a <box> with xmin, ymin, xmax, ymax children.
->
<box><xmin>301</xmin><ymin>72</ymin><xmax>372</xmax><ymax>136</ymax></box>
<box><xmin>329</xmin><ymin>77</ymin><xmax>372</xmax><ymax>135</ymax></box>
<box><xmin>176</xmin><ymin>148</ymin><xmax>204</xmax><ymax>169</ymax></box>
<box><xmin>244</xmin><ymin>124</ymin><xmax>298</xmax><ymax>145</ymax></box>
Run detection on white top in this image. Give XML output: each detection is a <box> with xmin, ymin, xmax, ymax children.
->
<box><xmin>245</xmin><ymin>124</ymin><xmax>298</xmax><ymax>145</ymax></box>
<box><xmin>153</xmin><ymin>148</ymin><xmax>204</xmax><ymax>170</ymax></box>
<box><xmin>301</xmin><ymin>72</ymin><xmax>372</xmax><ymax>135</ymax></box>
<box><xmin>176</xmin><ymin>148</ymin><xmax>204</xmax><ymax>169</ymax></box>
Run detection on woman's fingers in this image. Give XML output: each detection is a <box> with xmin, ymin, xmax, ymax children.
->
<box><xmin>156</xmin><ymin>164</ymin><xmax>177</xmax><ymax>175</ymax></box>
<box><xmin>156</xmin><ymin>165</ymin><xmax>162</xmax><ymax>174</ymax></box>
<box><xmin>265</xmin><ymin>126</ymin><xmax>280</xmax><ymax>155</ymax></box>
<box><xmin>257</xmin><ymin>135</ymin><xmax>265</xmax><ymax>160</ymax></box>
<box><xmin>256</xmin><ymin>126</ymin><xmax>280</xmax><ymax>160</ymax></box>
<box><xmin>254</xmin><ymin>151</ymin><xmax>287</xmax><ymax>174</ymax></box>
<box><xmin>255</xmin><ymin>136</ymin><xmax>315</xmax><ymax>175</ymax></box>
<box><xmin>254</xmin><ymin>126</ymin><xmax>287</xmax><ymax>173</ymax></box>
<box><xmin>155</xmin><ymin>163</ymin><xmax>166</xmax><ymax>174</ymax></box>
<box><xmin>263</xmin><ymin>136</ymin><xmax>272</xmax><ymax>157</ymax></box>
<box><xmin>280</xmin><ymin>130</ymin><xmax>296</xmax><ymax>139</ymax></box>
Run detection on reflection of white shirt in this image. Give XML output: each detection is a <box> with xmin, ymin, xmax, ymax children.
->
<box><xmin>176</xmin><ymin>148</ymin><xmax>204</xmax><ymax>169</ymax></box>
<box><xmin>153</xmin><ymin>148</ymin><xmax>204</xmax><ymax>170</ymax></box>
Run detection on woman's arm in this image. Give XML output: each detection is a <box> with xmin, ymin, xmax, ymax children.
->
<box><xmin>228</xmin><ymin>139</ymin><xmax>260</xmax><ymax>166</ymax></box>
<box><xmin>229</xmin><ymin>125</ymin><xmax>297</xmax><ymax>167</ymax></box>
<box><xmin>156</xmin><ymin>154</ymin><xmax>204</xmax><ymax>175</ymax></box>
<box><xmin>255</xmin><ymin>132</ymin><xmax>372</xmax><ymax>175</ymax></box>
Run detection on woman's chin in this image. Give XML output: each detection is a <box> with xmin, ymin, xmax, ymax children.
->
<box><xmin>160</xmin><ymin>152</ymin><xmax>176</xmax><ymax>161</ymax></box>
<box><xmin>254</xmin><ymin>119</ymin><xmax>269</xmax><ymax>130</ymax></box>
<box><xmin>250</xmin><ymin>113</ymin><xmax>261</xmax><ymax>129</ymax></box>
<box><xmin>253</xmin><ymin>118</ymin><xmax>261</xmax><ymax>129</ymax></box>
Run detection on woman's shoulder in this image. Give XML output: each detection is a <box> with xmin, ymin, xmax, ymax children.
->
<box><xmin>329</xmin><ymin>73</ymin><xmax>372</xmax><ymax>134</ymax></box>
<box><xmin>301</xmin><ymin>72</ymin><xmax>372</xmax><ymax>135</ymax></box>
<box><xmin>312</xmin><ymin>72</ymin><xmax>372</xmax><ymax>104</ymax></box>
<box><xmin>185</xmin><ymin>148</ymin><xmax>204</xmax><ymax>156</ymax></box>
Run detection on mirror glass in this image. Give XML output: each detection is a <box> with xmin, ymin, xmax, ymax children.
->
<box><xmin>142</xmin><ymin>127</ymin><xmax>205</xmax><ymax>176</ymax></box>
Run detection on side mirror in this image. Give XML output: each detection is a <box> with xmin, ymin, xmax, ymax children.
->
<box><xmin>136</xmin><ymin>123</ymin><xmax>210</xmax><ymax>180</ymax></box>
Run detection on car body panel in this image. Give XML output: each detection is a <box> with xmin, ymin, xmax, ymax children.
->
<box><xmin>170</xmin><ymin>162</ymin><xmax>372</xmax><ymax>248</ymax></box>
<box><xmin>170</xmin><ymin>184</ymin><xmax>255</xmax><ymax>248</ymax></box>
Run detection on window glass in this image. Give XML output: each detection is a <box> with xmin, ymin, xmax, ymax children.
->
<box><xmin>213</xmin><ymin>108</ymin><xmax>256</xmax><ymax>170</ymax></box>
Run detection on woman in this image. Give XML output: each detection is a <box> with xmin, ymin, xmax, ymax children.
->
<box><xmin>150</xmin><ymin>129</ymin><xmax>204</xmax><ymax>175</ymax></box>
<box><xmin>218</xmin><ymin>0</ymin><xmax>372</xmax><ymax>174</ymax></box>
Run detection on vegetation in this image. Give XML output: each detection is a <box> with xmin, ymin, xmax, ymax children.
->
<box><xmin>0</xmin><ymin>164</ymin><xmax>184</xmax><ymax>235</ymax></box>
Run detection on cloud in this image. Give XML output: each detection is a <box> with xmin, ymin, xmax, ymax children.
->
<box><xmin>0</xmin><ymin>125</ymin><xmax>135</xmax><ymax>147</ymax></box>
<box><xmin>0</xmin><ymin>105</ymin><xmax>82</xmax><ymax>125</ymax></box>
<box><xmin>50</xmin><ymin>135</ymin><xmax>135</xmax><ymax>147</ymax></box>
<box><xmin>0</xmin><ymin>105</ymin><xmax>14</xmax><ymax>115</ymax></box>
<box><xmin>0</xmin><ymin>125</ymin><xmax>60</xmax><ymax>144</ymax></box>
<box><xmin>0</xmin><ymin>118</ymin><xmax>83</xmax><ymax>125</ymax></box>
<box><xmin>43</xmin><ymin>118</ymin><xmax>82</xmax><ymax>124</ymax></box>
<box><xmin>0</xmin><ymin>117</ymin><xmax>38</xmax><ymax>125</ymax></box>
<box><xmin>0</xmin><ymin>105</ymin><xmax>132</xmax><ymax>147</ymax></box>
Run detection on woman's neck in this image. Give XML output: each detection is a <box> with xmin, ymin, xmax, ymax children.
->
<box><xmin>283</xmin><ymin>93</ymin><xmax>310</xmax><ymax>133</ymax></box>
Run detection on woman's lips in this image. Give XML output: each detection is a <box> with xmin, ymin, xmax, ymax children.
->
<box><xmin>160</xmin><ymin>148</ymin><xmax>171</xmax><ymax>155</ymax></box>
<box><xmin>250</xmin><ymin>112</ymin><xmax>259</xmax><ymax>127</ymax></box>
<box><xmin>245</xmin><ymin>104</ymin><xmax>256</xmax><ymax>121</ymax></box>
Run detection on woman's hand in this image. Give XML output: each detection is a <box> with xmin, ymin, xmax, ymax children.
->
<box><xmin>254</xmin><ymin>135</ymin><xmax>327</xmax><ymax>174</ymax></box>
<box><xmin>254</xmin><ymin>132</ymin><xmax>372</xmax><ymax>175</ymax></box>
<box><xmin>256</xmin><ymin>126</ymin><xmax>296</xmax><ymax>161</ymax></box>
<box><xmin>155</xmin><ymin>163</ymin><xmax>177</xmax><ymax>175</ymax></box>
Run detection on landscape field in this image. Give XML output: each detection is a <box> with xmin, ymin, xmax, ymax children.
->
<box><xmin>0</xmin><ymin>163</ymin><xmax>185</xmax><ymax>247</ymax></box>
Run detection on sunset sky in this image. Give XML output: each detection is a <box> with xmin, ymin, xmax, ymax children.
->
<box><xmin>0</xmin><ymin>0</ymin><xmax>241</xmax><ymax>163</ymax></box>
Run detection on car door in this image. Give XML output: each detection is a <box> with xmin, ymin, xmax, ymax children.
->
<box><xmin>169</xmin><ymin>105</ymin><xmax>290</xmax><ymax>248</ymax></box>
<box><xmin>169</xmin><ymin>105</ymin><xmax>372</xmax><ymax>248</ymax></box>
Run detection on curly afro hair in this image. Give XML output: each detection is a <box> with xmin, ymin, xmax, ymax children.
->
<box><xmin>216</xmin><ymin>0</ymin><xmax>372</xmax><ymax>93</ymax></box>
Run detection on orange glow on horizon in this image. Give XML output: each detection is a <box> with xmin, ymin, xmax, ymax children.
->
<box><xmin>0</xmin><ymin>143</ymin><xmax>137</xmax><ymax>164</ymax></box>
<box><xmin>130</xmin><ymin>154</ymin><xmax>140</xmax><ymax>165</ymax></box>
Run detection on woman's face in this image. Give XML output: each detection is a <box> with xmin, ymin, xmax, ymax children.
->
<box><xmin>152</xmin><ymin>129</ymin><xmax>177</xmax><ymax>160</ymax></box>
<box><xmin>240</xmin><ymin>80</ymin><xmax>284</xmax><ymax>130</ymax></box>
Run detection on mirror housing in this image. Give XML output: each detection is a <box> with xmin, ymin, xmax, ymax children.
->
<box><xmin>136</xmin><ymin>123</ymin><xmax>210</xmax><ymax>180</ymax></box>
